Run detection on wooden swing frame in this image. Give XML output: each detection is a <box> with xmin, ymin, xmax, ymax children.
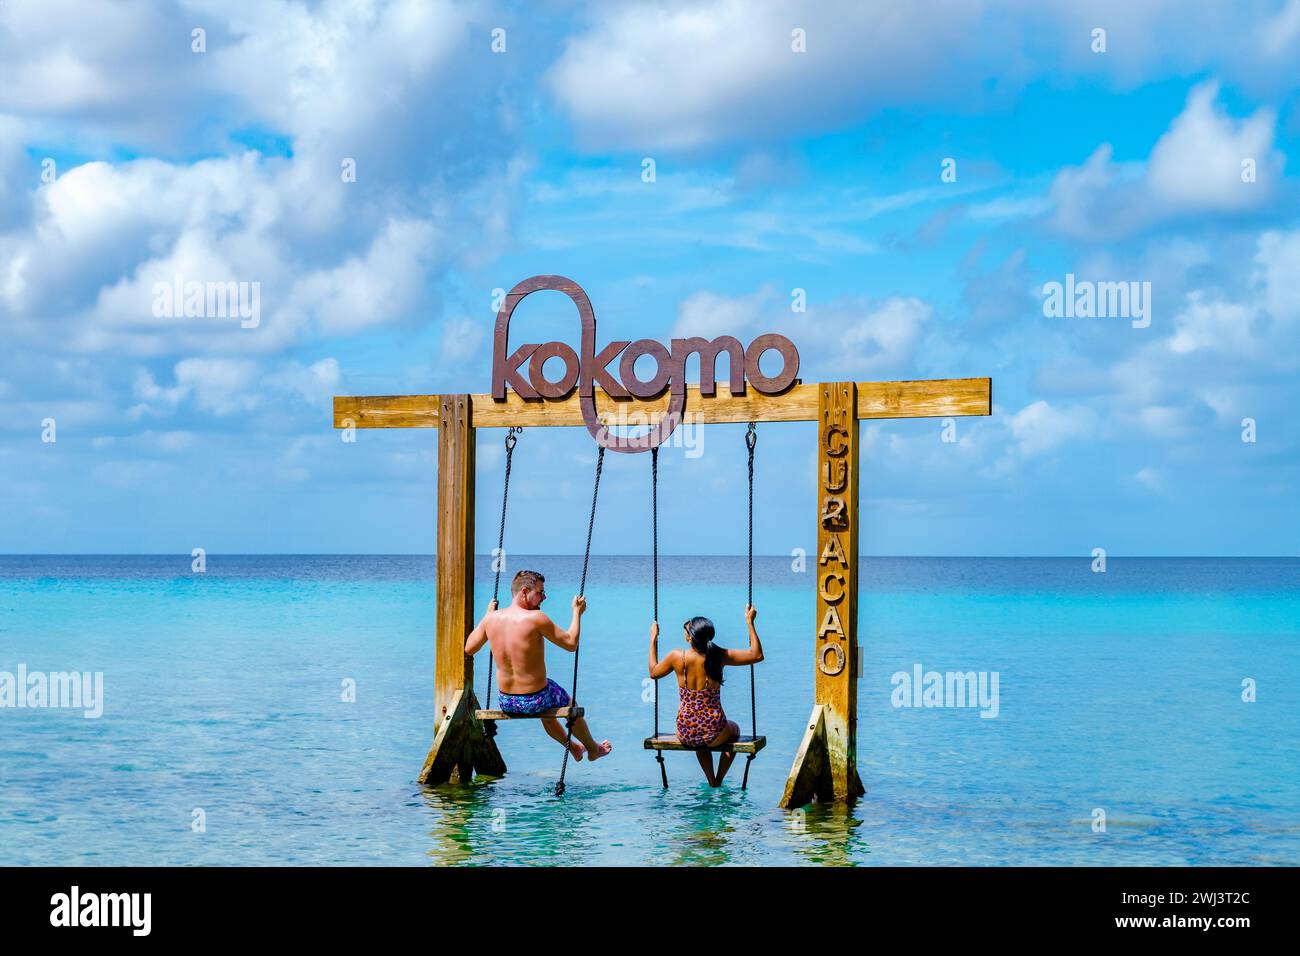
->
<box><xmin>334</xmin><ymin>375</ymin><xmax>990</xmax><ymax>806</ymax></box>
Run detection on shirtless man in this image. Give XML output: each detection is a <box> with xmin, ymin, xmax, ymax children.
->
<box><xmin>465</xmin><ymin>569</ymin><xmax>612</xmax><ymax>763</ymax></box>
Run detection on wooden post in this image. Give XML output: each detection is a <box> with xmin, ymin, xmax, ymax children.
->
<box><xmin>418</xmin><ymin>394</ymin><xmax>505</xmax><ymax>785</ymax></box>
<box><xmin>434</xmin><ymin>394</ymin><xmax>474</xmax><ymax>723</ymax></box>
<box><xmin>780</xmin><ymin>382</ymin><xmax>865</xmax><ymax>807</ymax></box>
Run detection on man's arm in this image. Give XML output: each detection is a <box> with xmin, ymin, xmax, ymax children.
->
<box><xmin>464</xmin><ymin>599</ymin><xmax>498</xmax><ymax>654</ymax></box>
<box><xmin>539</xmin><ymin>595</ymin><xmax>585</xmax><ymax>652</ymax></box>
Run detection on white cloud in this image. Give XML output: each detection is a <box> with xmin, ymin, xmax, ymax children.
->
<box><xmin>1135</xmin><ymin>466</ymin><xmax>1161</xmax><ymax>490</ymax></box>
<box><xmin>280</xmin><ymin>218</ymin><xmax>440</xmax><ymax>338</ymax></box>
<box><xmin>1049</xmin><ymin>81</ymin><xmax>1284</xmax><ymax>239</ymax></box>
<box><xmin>0</xmin><ymin>148</ymin><xmax>452</xmax><ymax>357</ymax></box>
<box><xmin>1254</xmin><ymin>228</ymin><xmax>1300</xmax><ymax>321</ymax></box>
<box><xmin>0</xmin><ymin>0</ymin><xmax>480</xmax><ymax>166</ymax></box>
<box><xmin>1048</xmin><ymin>227</ymin><xmax>1300</xmax><ymax>444</ymax></box>
<box><xmin>546</xmin><ymin>1</ymin><xmax>1295</xmax><ymax>153</ymax></box>
<box><xmin>265</xmin><ymin>359</ymin><xmax>342</xmax><ymax>407</ymax></box>
<box><xmin>1008</xmin><ymin>400</ymin><xmax>1098</xmax><ymax>457</ymax></box>
<box><xmin>0</xmin><ymin>0</ymin><xmax>522</xmax><ymax>361</ymax></box>
<box><xmin>667</xmin><ymin>285</ymin><xmax>932</xmax><ymax>382</ymax></box>
<box><xmin>1147</xmin><ymin>81</ymin><xmax>1281</xmax><ymax>210</ymax></box>
<box><xmin>833</xmin><ymin>298</ymin><xmax>933</xmax><ymax>375</ymax></box>
<box><xmin>545</xmin><ymin>0</ymin><xmax>991</xmax><ymax>152</ymax></box>
<box><xmin>1167</xmin><ymin>294</ymin><xmax>1260</xmax><ymax>357</ymax></box>
<box><xmin>1157</xmin><ymin>228</ymin><xmax>1300</xmax><ymax>364</ymax></box>
<box><xmin>672</xmin><ymin>287</ymin><xmax>771</xmax><ymax>340</ymax></box>
<box><xmin>1259</xmin><ymin>0</ymin><xmax>1300</xmax><ymax>58</ymax></box>
<box><xmin>132</xmin><ymin>356</ymin><xmax>341</xmax><ymax>417</ymax></box>
<box><xmin>173</xmin><ymin>358</ymin><xmax>260</xmax><ymax>416</ymax></box>
<box><xmin>440</xmin><ymin>315</ymin><xmax>487</xmax><ymax>364</ymax></box>
<box><xmin>1048</xmin><ymin>145</ymin><xmax>1151</xmax><ymax>240</ymax></box>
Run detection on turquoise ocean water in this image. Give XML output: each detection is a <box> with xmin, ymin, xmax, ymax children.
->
<box><xmin>1</xmin><ymin>555</ymin><xmax>1297</xmax><ymax>866</ymax></box>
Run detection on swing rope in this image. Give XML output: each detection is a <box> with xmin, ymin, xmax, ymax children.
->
<box><xmin>649</xmin><ymin>424</ymin><xmax>761</xmax><ymax>790</ymax></box>
<box><xmin>651</xmin><ymin>447</ymin><xmax>667</xmax><ymax>787</ymax></box>
<box><xmin>483</xmin><ymin>427</ymin><xmax>521</xmax><ymax>738</ymax></box>
<box><xmin>742</xmin><ymin>421</ymin><xmax>758</xmax><ymax>790</ymax></box>
<box><xmin>555</xmin><ymin>445</ymin><xmax>606</xmax><ymax>797</ymax></box>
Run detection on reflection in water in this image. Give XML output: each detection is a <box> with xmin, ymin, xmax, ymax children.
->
<box><xmin>420</xmin><ymin>772</ymin><xmax>610</xmax><ymax>866</ymax></box>
<box><xmin>416</xmin><ymin>770</ymin><xmax>871</xmax><ymax>866</ymax></box>
<box><xmin>786</xmin><ymin>803</ymin><xmax>867</xmax><ymax>867</ymax></box>
<box><xmin>420</xmin><ymin>780</ymin><xmax>483</xmax><ymax>866</ymax></box>
<box><xmin>666</xmin><ymin>785</ymin><xmax>746</xmax><ymax>866</ymax></box>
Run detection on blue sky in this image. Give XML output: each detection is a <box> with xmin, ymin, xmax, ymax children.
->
<box><xmin>2</xmin><ymin>0</ymin><xmax>1298</xmax><ymax>556</ymax></box>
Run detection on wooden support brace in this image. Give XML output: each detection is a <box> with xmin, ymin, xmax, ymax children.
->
<box><xmin>779</xmin><ymin>706</ymin><xmax>835</xmax><ymax>807</ymax></box>
<box><xmin>418</xmin><ymin>689</ymin><xmax>507</xmax><ymax>785</ymax></box>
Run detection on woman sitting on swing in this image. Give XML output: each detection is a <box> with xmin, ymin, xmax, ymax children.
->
<box><xmin>648</xmin><ymin>606</ymin><xmax>764</xmax><ymax>787</ymax></box>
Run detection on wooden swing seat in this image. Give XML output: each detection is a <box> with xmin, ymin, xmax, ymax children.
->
<box><xmin>475</xmin><ymin>707</ymin><xmax>583</xmax><ymax>721</ymax></box>
<box><xmin>643</xmin><ymin>734</ymin><xmax>767</xmax><ymax>754</ymax></box>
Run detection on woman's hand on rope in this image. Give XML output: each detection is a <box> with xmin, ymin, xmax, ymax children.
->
<box><xmin>649</xmin><ymin>620</ymin><xmax>659</xmax><ymax>642</ymax></box>
<box><xmin>488</xmin><ymin>598</ymin><xmax>498</xmax><ymax>611</ymax></box>
<box><xmin>572</xmin><ymin>595</ymin><xmax>587</xmax><ymax>615</ymax></box>
<box><xmin>745</xmin><ymin>604</ymin><xmax>757</xmax><ymax>623</ymax></box>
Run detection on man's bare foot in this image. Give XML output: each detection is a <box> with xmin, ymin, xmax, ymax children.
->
<box><xmin>586</xmin><ymin>740</ymin><xmax>613</xmax><ymax>762</ymax></box>
<box><xmin>567</xmin><ymin>740</ymin><xmax>586</xmax><ymax>761</ymax></box>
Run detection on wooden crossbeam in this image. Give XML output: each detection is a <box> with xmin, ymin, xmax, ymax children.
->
<box><xmin>333</xmin><ymin>377</ymin><xmax>991</xmax><ymax>429</ymax></box>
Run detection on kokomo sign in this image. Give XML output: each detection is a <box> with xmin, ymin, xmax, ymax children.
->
<box><xmin>492</xmin><ymin>275</ymin><xmax>800</xmax><ymax>453</ymax></box>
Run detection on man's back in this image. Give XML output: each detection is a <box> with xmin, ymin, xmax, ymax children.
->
<box><xmin>463</xmin><ymin>572</ymin><xmax>610</xmax><ymax>761</ymax></box>
<box><xmin>486</xmin><ymin>606</ymin><xmax>550</xmax><ymax>695</ymax></box>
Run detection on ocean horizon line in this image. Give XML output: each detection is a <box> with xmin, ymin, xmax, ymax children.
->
<box><xmin>1</xmin><ymin>553</ymin><xmax>1296</xmax><ymax>560</ymax></box>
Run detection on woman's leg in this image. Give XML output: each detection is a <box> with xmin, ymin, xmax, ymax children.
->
<box><xmin>711</xmin><ymin>721</ymin><xmax>741</xmax><ymax>785</ymax></box>
<box><xmin>694</xmin><ymin>749</ymin><xmax>717</xmax><ymax>786</ymax></box>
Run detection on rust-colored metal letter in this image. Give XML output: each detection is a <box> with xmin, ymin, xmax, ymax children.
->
<box><xmin>744</xmin><ymin>333</ymin><xmax>799</xmax><ymax>394</ymax></box>
<box><xmin>670</xmin><ymin>336</ymin><xmax>746</xmax><ymax>396</ymax></box>
<box><xmin>528</xmin><ymin>342</ymin><xmax>580</xmax><ymax>398</ymax></box>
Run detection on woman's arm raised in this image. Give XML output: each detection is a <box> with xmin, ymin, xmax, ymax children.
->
<box><xmin>648</xmin><ymin>621</ymin><xmax>678</xmax><ymax>678</ymax></box>
<box><xmin>724</xmin><ymin>604</ymin><xmax>764</xmax><ymax>665</ymax></box>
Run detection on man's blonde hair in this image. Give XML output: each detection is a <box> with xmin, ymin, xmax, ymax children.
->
<box><xmin>511</xmin><ymin>570</ymin><xmax>545</xmax><ymax>596</ymax></box>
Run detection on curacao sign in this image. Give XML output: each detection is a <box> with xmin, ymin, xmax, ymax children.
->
<box><xmin>492</xmin><ymin>275</ymin><xmax>799</xmax><ymax>453</ymax></box>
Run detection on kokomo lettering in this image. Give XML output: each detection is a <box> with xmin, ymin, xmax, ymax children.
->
<box><xmin>491</xmin><ymin>275</ymin><xmax>800</xmax><ymax>453</ymax></box>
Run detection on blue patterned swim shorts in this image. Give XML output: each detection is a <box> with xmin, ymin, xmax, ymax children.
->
<box><xmin>497</xmin><ymin>678</ymin><xmax>571</xmax><ymax>715</ymax></box>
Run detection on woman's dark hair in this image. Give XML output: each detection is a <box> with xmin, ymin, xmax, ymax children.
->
<box><xmin>685</xmin><ymin>616</ymin><xmax>724</xmax><ymax>685</ymax></box>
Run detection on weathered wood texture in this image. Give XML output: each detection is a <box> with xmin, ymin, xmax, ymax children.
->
<box><xmin>418</xmin><ymin>394</ymin><xmax>508</xmax><ymax>784</ymax></box>
<box><xmin>816</xmin><ymin>383</ymin><xmax>866</xmax><ymax>804</ymax></box>
<box><xmin>334</xmin><ymin>377</ymin><xmax>991</xmax><ymax>429</ymax></box>
<box><xmin>779</xmin><ymin>706</ymin><xmax>834</xmax><ymax>807</ymax></box>
<box><xmin>416</xmin><ymin>403</ymin><xmax>506</xmax><ymax>785</ymax></box>
<box><xmin>418</xmin><ymin>689</ymin><xmax>507</xmax><ymax>785</ymax></box>
<box><xmin>642</xmin><ymin>735</ymin><xmax>767</xmax><ymax>754</ymax></box>
<box><xmin>780</xmin><ymin>383</ymin><xmax>866</xmax><ymax>808</ymax></box>
<box><xmin>474</xmin><ymin>707</ymin><xmax>584</xmax><ymax>721</ymax></box>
